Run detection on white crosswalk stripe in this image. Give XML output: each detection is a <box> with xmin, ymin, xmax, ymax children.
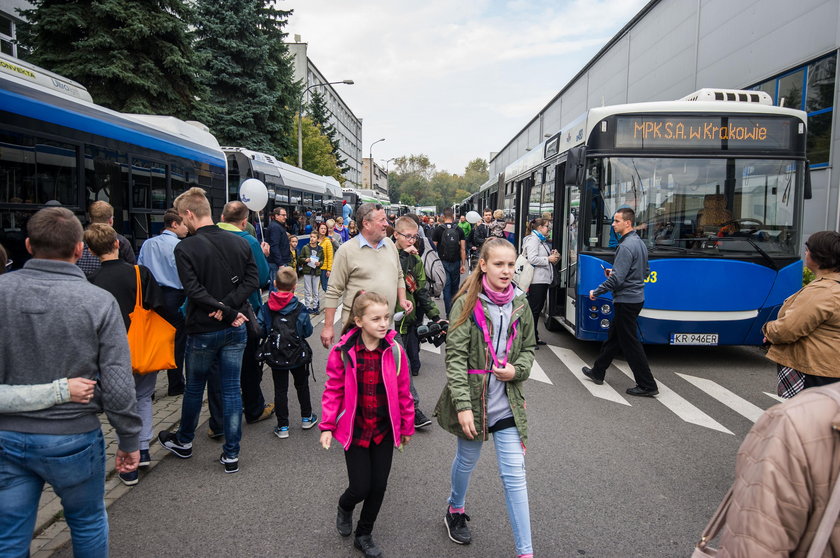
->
<box><xmin>677</xmin><ymin>374</ymin><xmax>765</xmax><ymax>423</ymax></box>
<box><xmin>613</xmin><ymin>361</ymin><xmax>733</xmax><ymax>434</ymax></box>
<box><xmin>764</xmin><ymin>392</ymin><xmax>785</xmax><ymax>404</ymax></box>
<box><xmin>529</xmin><ymin>359</ymin><xmax>553</xmax><ymax>385</ymax></box>
<box><xmin>548</xmin><ymin>346</ymin><xmax>630</xmax><ymax>406</ymax></box>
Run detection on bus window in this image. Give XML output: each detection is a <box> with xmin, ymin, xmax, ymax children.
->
<box><xmin>276</xmin><ymin>188</ymin><xmax>289</xmax><ymax>204</ymax></box>
<box><xmin>0</xmin><ymin>131</ymin><xmax>79</xmax><ymax>206</ymax></box>
<box><xmin>131</xmin><ymin>158</ymin><xmax>167</xmax><ymax>210</ymax></box>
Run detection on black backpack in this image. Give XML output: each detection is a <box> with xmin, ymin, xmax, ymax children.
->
<box><xmin>257</xmin><ymin>306</ymin><xmax>313</xmax><ymax>370</ymax></box>
<box><xmin>438</xmin><ymin>224</ymin><xmax>461</xmax><ymax>262</ymax></box>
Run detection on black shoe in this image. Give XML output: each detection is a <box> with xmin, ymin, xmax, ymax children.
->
<box><xmin>353</xmin><ymin>534</ymin><xmax>384</xmax><ymax>557</ymax></box>
<box><xmin>626</xmin><ymin>386</ymin><xmax>659</xmax><ymax>397</ymax></box>
<box><xmin>219</xmin><ymin>453</ymin><xmax>239</xmax><ymax>474</ymax></box>
<box><xmin>581</xmin><ymin>366</ymin><xmax>604</xmax><ymax>385</ymax></box>
<box><xmin>414</xmin><ymin>409</ymin><xmax>432</xmax><ymax>429</ymax></box>
<box><xmin>157</xmin><ymin>431</ymin><xmax>192</xmax><ymax>458</ymax></box>
<box><xmin>167</xmin><ymin>388</ymin><xmax>184</xmax><ymax>397</ymax></box>
<box><xmin>138</xmin><ymin>449</ymin><xmax>151</xmax><ymax>468</ymax></box>
<box><xmin>411</xmin><ymin>369</ymin><xmax>419</xmax><ymax>376</ymax></box>
<box><xmin>118</xmin><ymin>470</ymin><xmax>138</xmax><ymax>486</ymax></box>
<box><xmin>445</xmin><ymin>509</ymin><xmax>471</xmax><ymax>545</ymax></box>
<box><xmin>336</xmin><ymin>505</ymin><xmax>353</xmax><ymax>537</ymax></box>
<box><xmin>536</xmin><ymin>340</ymin><xmax>547</xmax><ymax>346</ymax></box>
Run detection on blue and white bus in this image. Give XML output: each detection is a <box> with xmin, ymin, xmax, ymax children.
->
<box><xmin>482</xmin><ymin>89</ymin><xmax>810</xmax><ymax>345</ymax></box>
<box><xmin>0</xmin><ymin>53</ymin><xmax>227</xmax><ymax>269</ymax></box>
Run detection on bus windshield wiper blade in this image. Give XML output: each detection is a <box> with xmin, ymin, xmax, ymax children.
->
<box><xmin>714</xmin><ymin>237</ymin><xmax>778</xmax><ymax>270</ymax></box>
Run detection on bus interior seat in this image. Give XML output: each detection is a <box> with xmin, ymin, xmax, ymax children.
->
<box><xmin>696</xmin><ymin>194</ymin><xmax>732</xmax><ymax>235</ymax></box>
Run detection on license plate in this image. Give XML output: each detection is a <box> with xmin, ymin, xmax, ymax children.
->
<box><xmin>670</xmin><ymin>333</ymin><xmax>719</xmax><ymax>345</ymax></box>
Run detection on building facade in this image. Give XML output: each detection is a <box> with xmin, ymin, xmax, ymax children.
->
<box><xmin>361</xmin><ymin>158</ymin><xmax>388</xmax><ymax>196</ymax></box>
<box><xmin>288</xmin><ymin>40</ymin><xmax>363</xmax><ymax>187</ymax></box>
<box><xmin>1</xmin><ymin>0</ymin><xmax>31</xmax><ymax>58</ymax></box>
<box><xmin>489</xmin><ymin>0</ymin><xmax>840</xmax><ymax>237</ymax></box>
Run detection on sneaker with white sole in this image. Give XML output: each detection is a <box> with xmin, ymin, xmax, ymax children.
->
<box><xmin>219</xmin><ymin>453</ymin><xmax>239</xmax><ymax>474</ymax></box>
<box><xmin>301</xmin><ymin>414</ymin><xmax>318</xmax><ymax>430</ymax></box>
<box><xmin>118</xmin><ymin>470</ymin><xmax>139</xmax><ymax>486</ymax></box>
<box><xmin>157</xmin><ymin>431</ymin><xmax>192</xmax><ymax>458</ymax></box>
<box><xmin>138</xmin><ymin>449</ymin><xmax>151</xmax><ymax>468</ymax></box>
<box><xmin>274</xmin><ymin>426</ymin><xmax>289</xmax><ymax>439</ymax></box>
<box><xmin>445</xmin><ymin>509</ymin><xmax>472</xmax><ymax>545</ymax></box>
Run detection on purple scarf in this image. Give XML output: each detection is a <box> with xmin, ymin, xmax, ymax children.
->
<box><xmin>482</xmin><ymin>276</ymin><xmax>515</xmax><ymax>306</ymax></box>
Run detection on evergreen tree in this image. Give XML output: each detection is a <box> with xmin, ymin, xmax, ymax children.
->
<box><xmin>307</xmin><ymin>90</ymin><xmax>350</xmax><ymax>173</ymax></box>
<box><xmin>17</xmin><ymin>0</ymin><xmax>204</xmax><ymax>119</ymax></box>
<box><xmin>193</xmin><ymin>0</ymin><xmax>299</xmax><ymax>156</ymax></box>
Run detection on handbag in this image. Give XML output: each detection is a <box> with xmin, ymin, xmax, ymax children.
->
<box><xmin>514</xmin><ymin>253</ymin><xmax>535</xmax><ymax>291</ymax></box>
<box><xmin>127</xmin><ymin>266</ymin><xmax>176</xmax><ymax>374</ymax></box>
<box><xmin>693</xmin><ymin>388</ymin><xmax>840</xmax><ymax>557</ymax></box>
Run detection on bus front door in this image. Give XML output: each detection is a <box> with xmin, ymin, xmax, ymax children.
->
<box><xmin>558</xmin><ymin>183</ymin><xmax>581</xmax><ymax>329</ymax></box>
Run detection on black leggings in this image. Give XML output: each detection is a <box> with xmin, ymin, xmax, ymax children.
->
<box><xmin>271</xmin><ymin>365</ymin><xmax>312</xmax><ymax>427</ymax></box>
<box><xmin>526</xmin><ymin>283</ymin><xmax>549</xmax><ymax>343</ymax></box>
<box><xmin>338</xmin><ymin>435</ymin><xmax>394</xmax><ymax>536</ymax></box>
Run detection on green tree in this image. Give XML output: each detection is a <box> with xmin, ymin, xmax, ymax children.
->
<box><xmin>462</xmin><ymin>158</ymin><xmax>489</xmax><ymax>192</ymax></box>
<box><xmin>285</xmin><ymin>116</ymin><xmax>343</xmax><ymax>183</ymax></box>
<box><xmin>308</xmin><ymin>90</ymin><xmax>350</xmax><ymax>174</ymax></box>
<box><xmin>18</xmin><ymin>0</ymin><xmax>204</xmax><ymax>119</ymax></box>
<box><xmin>193</xmin><ymin>0</ymin><xmax>299</xmax><ymax>156</ymax></box>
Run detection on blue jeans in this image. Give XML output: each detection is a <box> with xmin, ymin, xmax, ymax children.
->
<box><xmin>442</xmin><ymin>259</ymin><xmax>462</xmax><ymax>317</ymax></box>
<box><xmin>0</xmin><ymin>429</ymin><xmax>107</xmax><ymax>558</ymax></box>
<box><xmin>320</xmin><ymin>269</ymin><xmax>330</xmax><ymax>292</ymax></box>
<box><xmin>178</xmin><ymin>326</ymin><xmax>247</xmax><ymax>458</ymax></box>
<box><xmin>448</xmin><ymin>427</ymin><xmax>532</xmax><ymax>555</ymax></box>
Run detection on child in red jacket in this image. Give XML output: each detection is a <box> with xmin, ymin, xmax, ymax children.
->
<box><xmin>319</xmin><ymin>291</ymin><xmax>414</xmax><ymax>558</ymax></box>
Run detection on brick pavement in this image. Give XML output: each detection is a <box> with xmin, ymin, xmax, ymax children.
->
<box><xmin>28</xmin><ymin>382</ymin><xmax>211</xmax><ymax>557</ymax></box>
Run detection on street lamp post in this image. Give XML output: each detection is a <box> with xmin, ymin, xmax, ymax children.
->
<box><xmin>298</xmin><ymin>79</ymin><xmax>354</xmax><ymax>168</ymax></box>
<box><xmin>369</xmin><ymin>138</ymin><xmax>385</xmax><ymax>190</ymax></box>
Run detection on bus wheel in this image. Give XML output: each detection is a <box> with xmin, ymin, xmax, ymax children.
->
<box><xmin>544</xmin><ymin>315</ymin><xmax>563</xmax><ymax>332</ymax></box>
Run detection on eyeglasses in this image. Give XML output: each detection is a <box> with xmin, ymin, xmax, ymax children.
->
<box><xmin>4</xmin><ymin>259</ymin><xmax>12</xmax><ymax>271</ymax></box>
<box><xmin>396</xmin><ymin>231</ymin><xmax>419</xmax><ymax>241</ymax></box>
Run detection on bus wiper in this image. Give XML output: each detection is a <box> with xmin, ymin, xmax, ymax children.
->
<box><xmin>649</xmin><ymin>245</ymin><xmax>687</xmax><ymax>254</ymax></box>
<box><xmin>714</xmin><ymin>237</ymin><xmax>778</xmax><ymax>270</ymax></box>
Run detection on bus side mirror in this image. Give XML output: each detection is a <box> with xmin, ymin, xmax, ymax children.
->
<box><xmin>565</xmin><ymin>146</ymin><xmax>587</xmax><ymax>186</ymax></box>
<box><xmin>804</xmin><ymin>162</ymin><xmax>812</xmax><ymax>200</ymax></box>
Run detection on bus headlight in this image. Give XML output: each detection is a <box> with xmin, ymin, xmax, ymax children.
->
<box><xmin>601</xmin><ymin>304</ymin><xmax>612</xmax><ymax>314</ymax></box>
<box><xmin>590</xmin><ymin>313</ymin><xmax>598</xmax><ymax>320</ymax></box>
<box><xmin>600</xmin><ymin>319</ymin><xmax>610</xmax><ymax>329</ymax></box>
<box><xmin>590</xmin><ymin>305</ymin><xmax>598</xmax><ymax>312</ymax></box>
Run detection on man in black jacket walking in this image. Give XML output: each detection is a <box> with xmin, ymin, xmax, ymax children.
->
<box><xmin>158</xmin><ymin>188</ymin><xmax>259</xmax><ymax>474</ymax></box>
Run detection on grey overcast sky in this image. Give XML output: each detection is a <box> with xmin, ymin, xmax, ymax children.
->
<box><xmin>286</xmin><ymin>0</ymin><xmax>650</xmax><ymax>174</ymax></box>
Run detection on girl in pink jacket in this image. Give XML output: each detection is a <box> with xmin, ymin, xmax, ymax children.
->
<box><xmin>319</xmin><ymin>291</ymin><xmax>414</xmax><ymax>558</ymax></box>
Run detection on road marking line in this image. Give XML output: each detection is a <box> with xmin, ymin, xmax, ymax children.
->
<box><xmin>613</xmin><ymin>361</ymin><xmax>732</xmax><ymax>434</ymax></box>
<box><xmin>763</xmin><ymin>392</ymin><xmax>785</xmax><ymax>404</ymax></box>
<box><xmin>548</xmin><ymin>346</ymin><xmax>629</xmax><ymax>406</ymax></box>
<box><xmin>677</xmin><ymin>373</ymin><xmax>765</xmax><ymax>423</ymax></box>
<box><xmin>421</xmin><ymin>343</ymin><xmax>441</xmax><ymax>354</ymax></box>
<box><xmin>529</xmin><ymin>359</ymin><xmax>553</xmax><ymax>385</ymax></box>
<box><xmin>333</xmin><ymin>306</ymin><xmax>343</xmax><ymax>325</ymax></box>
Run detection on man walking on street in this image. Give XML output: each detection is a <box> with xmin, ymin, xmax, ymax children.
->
<box><xmin>0</xmin><ymin>207</ymin><xmax>141</xmax><ymax>557</ymax></box>
<box><xmin>431</xmin><ymin>208</ymin><xmax>466</xmax><ymax>318</ymax></box>
<box><xmin>158</xmin><ymin>188</ymin><xmax>259</xmax><ymax>474</ymax></box>
<box><xmin>320</xmin><ymin>202</ymin><xmax>413</xmax><ymax>348</ymax></box>
<box><xmin>267</xmin><ymin>206</ymin><xmax>291</xmax><ymax>280</ymax></box>
<box><xmin>582</xmin><ymin>208</ymin><xmax>658</xmax><ymax>397</ymax></box>
<box><xmin>137</xmin><ymin>209</ymin><xmax>190</xmax><ymax>395</ymax></box>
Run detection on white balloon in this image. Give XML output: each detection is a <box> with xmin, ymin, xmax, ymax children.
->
<box><xmin>239</xmin><ymin>179</ymin><xmax>268</xmax><ymax>211</ymax></box>
<box><xmin>466</xmin><ymin>210</ymin><xmax>481</xmax><ymax>224</ymax></box>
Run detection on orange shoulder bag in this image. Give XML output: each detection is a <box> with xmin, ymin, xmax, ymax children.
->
<box><xmin>127</xmin><ymin>265</ymin><xmax>176</xmax><ymax>374</ymax></box>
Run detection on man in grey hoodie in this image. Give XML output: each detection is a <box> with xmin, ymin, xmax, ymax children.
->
<box><xmin>582</xmin><ymin>208</ymin><xmax>659</xmax><ymax>397</ymax></box>
<box><xmin>0</xmin><ymin>207</ymin><xmax>141</xmax><ymax>557</ymax></box>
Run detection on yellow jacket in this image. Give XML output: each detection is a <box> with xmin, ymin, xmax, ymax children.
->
<box><xmin>319</xmin><ymin>237</ymin><xmax>334</xmax><ymax>272</ymax></box>
<box><xmin>763</xmin><ymin>271</ymin><xmax>840</xmax><ymax>377</ymax></box>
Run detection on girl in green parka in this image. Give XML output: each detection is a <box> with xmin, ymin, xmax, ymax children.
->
<box><xmin>434</xmin><ymin>237</ymin><xmax>536</xmax><ymax>558</ymax></box>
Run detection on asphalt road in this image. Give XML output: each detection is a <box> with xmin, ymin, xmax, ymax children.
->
<box><xmin>54</xmin><ymin>302</ymin><xmax>778</xmax><ymax>558</ymax></box>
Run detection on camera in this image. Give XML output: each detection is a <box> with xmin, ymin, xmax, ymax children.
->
<box><xmin>416</xmin><ymin>319</ymin><xmax>448</xmax><ymax>347</ymax></box>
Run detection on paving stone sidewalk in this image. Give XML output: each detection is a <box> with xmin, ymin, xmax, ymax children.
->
<box><xmin>28</xmin><ymin>383</ymin><xmax>210</xmax><ymax>557</ymax></box>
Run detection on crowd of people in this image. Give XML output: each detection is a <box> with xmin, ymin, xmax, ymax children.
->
<box><xmin>2</xmin><ymin>195</ymin><xmax>840</xmax><ymax>557</ymax></box>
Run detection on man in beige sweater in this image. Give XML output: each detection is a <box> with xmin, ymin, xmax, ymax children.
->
<box><xmin>320</xmin><ymin>203</ymin><xmax>413</xmax><ymax>348</ymax></box>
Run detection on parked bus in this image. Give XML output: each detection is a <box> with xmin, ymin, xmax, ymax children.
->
<box><xmin>224</xmin><ymin>147</ymin><xmax>342</xmax><ymax>222</ymax></box>
<box><xmin>471</xmin><ymin>89</ymin><xmax>809</xmax><ymax>345</ymax></box>
<box><xmin>0</xmin><ymin>53</ymin><xmax>227</xmax><ymax>269</ymax></box>
<box><xmin>342</xmin><ymin>187</ymin><xmax>390</xmax><ymax>213</ymax></box>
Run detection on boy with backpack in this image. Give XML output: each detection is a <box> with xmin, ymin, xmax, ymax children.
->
<box><xmin>431</xmin><ymin>208</ymin><xmax>466</xmax><ymax>318</ymax></box>
<box><xmin>392</xmin><ymin>216</ymin><xmax>445</xmax><ymax>429</ymax></box>
<box><xmin>298</xmin><ymin>232</ymin><xmax>324</xmax><ymax>314</ymax></box>
<box><xmin>257</xmin><ymin>267</ymin><xmax>317</xmax><ymax>439</ymax></box>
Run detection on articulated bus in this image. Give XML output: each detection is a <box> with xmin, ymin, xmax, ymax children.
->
<box><xmin>479</xmin><ymin>89</ymin><xmax>809</xmax><ymax>345</ymax></box>
<box><xmin>0</xmin><ymin>53</ymin><xmax>226</xmax><ymax>269</ymax></box>
<box><xmin>342</xmin><ymin>187</ymin><xmax>391</xmax><ymax>214</ymax></box>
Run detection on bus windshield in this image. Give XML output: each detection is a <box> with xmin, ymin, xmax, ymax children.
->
<box><xmin>584</xmin><ymin>157</ymin><xmax>802</xmax><ymax>259</ymax></box>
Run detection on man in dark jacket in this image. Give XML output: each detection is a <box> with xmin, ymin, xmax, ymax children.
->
<box><xmin>158</xmin><ymin>188</ymin><xmax>259</xmax><ymax>474</ymax></box>
<box><xmin>582</xmin><ymin>208</ymin><xmax>658</xmax><ymax>397</ymax></box>
<box><xmin>0</xmin><ymin>207</ymin><xmax>141</xmax><ymax>556</ymax></box>
<box><xmin>266</xmin><ymin>206</ymin><xmax>291</xmax><ymax>281</ymax></box>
